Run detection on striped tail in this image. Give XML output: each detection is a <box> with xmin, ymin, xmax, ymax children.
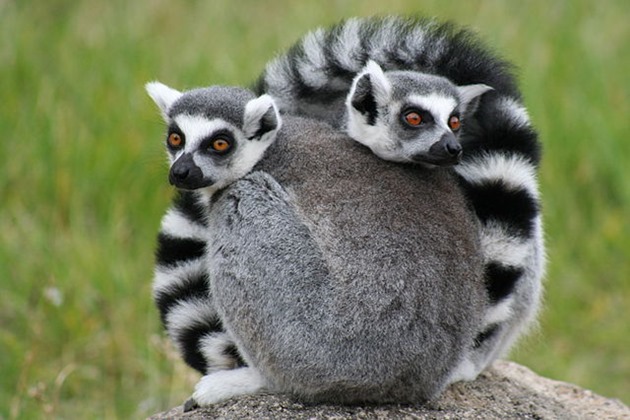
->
<box><xmin>451</xmin><ymin>92</ymin><xmax>545</xmax><ymax>379</ymax></box>
<box><xmin>256</xmin><ymin>16</ymin><xmax>519</xmax><ymax>124</ymax></box>
<box><xmin>153</xmin><ymin>190</ymin><xmax>245</xmax><ymax>373</ymax></box>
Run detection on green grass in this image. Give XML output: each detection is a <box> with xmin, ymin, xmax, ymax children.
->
<box><xmin>2</xmin><ymin>0</ymin><xmax>628</xmax><ymax>418</ymax></box>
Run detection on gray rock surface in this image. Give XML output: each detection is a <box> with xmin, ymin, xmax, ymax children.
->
<box><xmin>150</xmin><ymin>361</ymin><xmax>629</xmax><ymax>419</ymax></box>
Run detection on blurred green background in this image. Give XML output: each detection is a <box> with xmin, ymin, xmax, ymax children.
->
<box><xmin>1</xmin><ymin>0</ymin><xmax>628</xmax><ymax>418</ymax></box>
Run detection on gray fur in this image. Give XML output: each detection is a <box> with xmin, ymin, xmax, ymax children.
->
<box><xmin>206</xmin><ymin>114</ymin><xmax>486</xmax><ymax>403</ymax></box>
<box><xmin>257</xmin><ymin>16</ymin><xmax>544</xmax><ymax>385</ymax></box>
<box><xmin>169</xmin><ymin>86</ymin><xmax>255</xmax><ymax>127</ymax></box>
<box><xmin>148</xmin><ymin>83</ymin><xmax>487</xmax><ymax>405</ymax></box>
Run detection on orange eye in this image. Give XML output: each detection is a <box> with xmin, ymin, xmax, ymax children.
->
<box><xmin>404</xmin><ymin>111</ymin><xmax>423</xmax><ymax>126</ymax></box>
<box><xmin>211</xmin><ymin>138</ymin><xmax>231</xmax><ymax>153</ymax></box>
<box><xmin>448</xmin><ymin>116</ymin><xmax>461</xmax><ymax>131</ymax></box>
<box><xmin>167</xmin><ymin>133</ymin><xmax>183</xmax><ymax>148</ymax></box>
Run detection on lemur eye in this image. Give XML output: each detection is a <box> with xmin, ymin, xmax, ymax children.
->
<box><xmin>448</xmin><ymin>115</ymin><xmax>461</xmax><ymax>131</ymax></box>
<box><xmin>167</xmin><ymin>133</ymin><xmax>183</xmax><ymax>148</ymax></box>
<box><xmin>211</xmin><ymin>137</ymin><xmax>231</xmax><ymax>153</ymax></box>
<box><xmin>403</xmin><ymin>110</ymin><xmax>423</xmax><ymax>127</ymax></box>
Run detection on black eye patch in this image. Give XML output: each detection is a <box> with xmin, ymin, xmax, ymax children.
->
<box><xmin>199</xmin><ymin>129</ymin><xmax>237</xmax><ymax>156</ymax></box>
<box><xmin>400</xmin><ymin>107</ymin><xmax>435</xmax><ymax>127</ymax></box>
<box><xmin>166</xmin><ymin>123</ymin><xmax>185</xmax><ymax>152</ymax></box>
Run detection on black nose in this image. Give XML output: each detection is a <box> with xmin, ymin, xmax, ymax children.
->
<box><xmin>422</xmin><ymin>133</ymin><xmax>462</xmax><ymax>166</ymax></box>
<box><xmin>171</xmin><ymin>165</ymin><xmax>190</xmax><ymax>182</ymax></box>
<box><xmin>432</xmin><ymin>132</ymin><xmax>462</xmax><ymax>157</ymax></box>
<box><xmin>445</xmin><ymin>140</ymin><xmax>462</xmax><ymax>157</ymax></box>
<box><xmin>168</xmin><ymin>153</ymin><xmax>207</xmax><ymax>189</ymax></box>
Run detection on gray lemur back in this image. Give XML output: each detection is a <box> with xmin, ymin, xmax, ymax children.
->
<box><xmin>256</xmin><ymin>15</ymin><xmax>545</xmax><ymax>382</ymax></box>
<box><xmin>206</xmin><ymin>114</ymin><xmax>486</xmax><ymax>403</ymax></box>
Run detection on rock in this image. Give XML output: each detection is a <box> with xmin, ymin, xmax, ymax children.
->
<box><xmin>149</xmin><ymin>360</ymin><xmax>629</xmax><ymax>419</ymax></box>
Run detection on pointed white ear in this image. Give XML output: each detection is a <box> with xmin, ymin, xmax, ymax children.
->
<box><xmin>145</xmin><ymin>81</ymin><xmax>183</xmax><ymax>121</ymax></box>
<box><xmin>243</xmin><ymin>94</ymin><xmax>282</xmax><ymax>142</ymax></box>
<box><xmin>458</xmin><ymin>84</ymin><xmax>493</xmax><ymax>116</ymax></box>
<box><xmin>360</xmin><ymin>60</ymin><xmax>392</xmax><ymax>102</ymax></box>
<box><xmin>347</xmin><ymin>60</ymin><xmax>391</xmax><ymax>125</ymax></box>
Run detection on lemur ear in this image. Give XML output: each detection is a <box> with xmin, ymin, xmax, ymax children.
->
<box><xmin>347</xmin><ymin>60</ymin><xmax>392</xmax><ymax>126</ymax></box>
<box><xmin>243</xmin><ymin>94</ymin><xmax>282</xmax><ymax>141</ymax></box>
<box><xmin>145</xmin><ymin>81</ymin><xmax>183</xmax><ymax>121</ymax></box>
<box><xmin>458</xmin><ymin>84</ymin><xmax>493</xmax><ymax>117</ymax></box>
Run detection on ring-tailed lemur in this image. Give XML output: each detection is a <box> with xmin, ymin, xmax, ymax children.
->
<box><xmin>256</xmin><ymin>16</ymin><xmax>544</xmax><ymax>381</ymax></box>
<box><xmin>345</xmin><ymin>60</ymin><xmax>492</xmax><ymax>167</ymax></box>
<box><xmin>147</xmin><ymin>82</ymin><xmax>282</xmax><ymax>374</ymax></box>
<box><xmin>147</xmin><ymin>83</ymin><xmax>487</xmax><ymax>406</ymax></box>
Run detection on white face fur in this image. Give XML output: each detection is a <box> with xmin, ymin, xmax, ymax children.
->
<box><xmin>146</xmin><ymin>82</ymin><xmax>282</xmax><ymax>194</ymax></box>
<box><xmin>346</xmin><ymin>61</ymin><xmax>493</xmax><ymax>166</ymax></box>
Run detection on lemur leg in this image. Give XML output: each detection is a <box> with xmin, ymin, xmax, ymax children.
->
<box><xmin>186</xmin><ymin>170</ymin><xmax>331</xmax><ymax>407</ymax></box>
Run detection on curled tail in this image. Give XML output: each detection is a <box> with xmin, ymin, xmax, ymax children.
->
<box><xmin>256</xmin><ymin>16</ymin><xmax>519</xmax><ymax>122</ymax></box>
<box><xmin>453</xmin><ymin>93</ymin><xmax>544</xmax><ymax>377</ymax></box>
<box><xmin>153</xmin><ymin>190</ymin><xmax>245</xmax><ymax>373</ymax></box>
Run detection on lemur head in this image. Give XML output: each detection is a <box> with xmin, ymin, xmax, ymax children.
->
<box><xmin>346</xmin><ymin>61</ymin><xmax>493</xmax><ymax>167</ymax></box>
<box><xmin>146</xmin><ymin>82</ymin><xmax>281</xmax><ymax>194</ymax></box>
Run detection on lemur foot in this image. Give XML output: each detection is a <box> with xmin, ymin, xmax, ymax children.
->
<box><xmin>188</xmin><ymin>367</ymin><xmax>267</xmax><ymax>408</ymax></box>
<box><xmin>182</xmin><ymin>397</ymin><xmax>199</xmax><ymax>412</ymax></box>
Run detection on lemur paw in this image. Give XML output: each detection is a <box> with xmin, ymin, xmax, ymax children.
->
<box><xmin>182</xmin><ymin>397</ymin><xmax>199</xmax><ymax>412</ymax></box>
<box><xmin>190</xmin><ymin>367</ymin><xmax>266</xmax><ymax>407</ymax></box>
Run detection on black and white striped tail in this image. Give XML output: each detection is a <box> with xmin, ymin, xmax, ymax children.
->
<box><xmin>153</xmin><ymin>190</ymin><xmax>245</xmax><ymax>373</ymax></box>
<box><xmin>450</xmin><ymin>92</ymin><xmax>544</xmax><ymax>380</ymax></box>
<box><xmin>256</xmin><ymin>16</ymin><xmax>520</xmax><ymax>122</ymax></box>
